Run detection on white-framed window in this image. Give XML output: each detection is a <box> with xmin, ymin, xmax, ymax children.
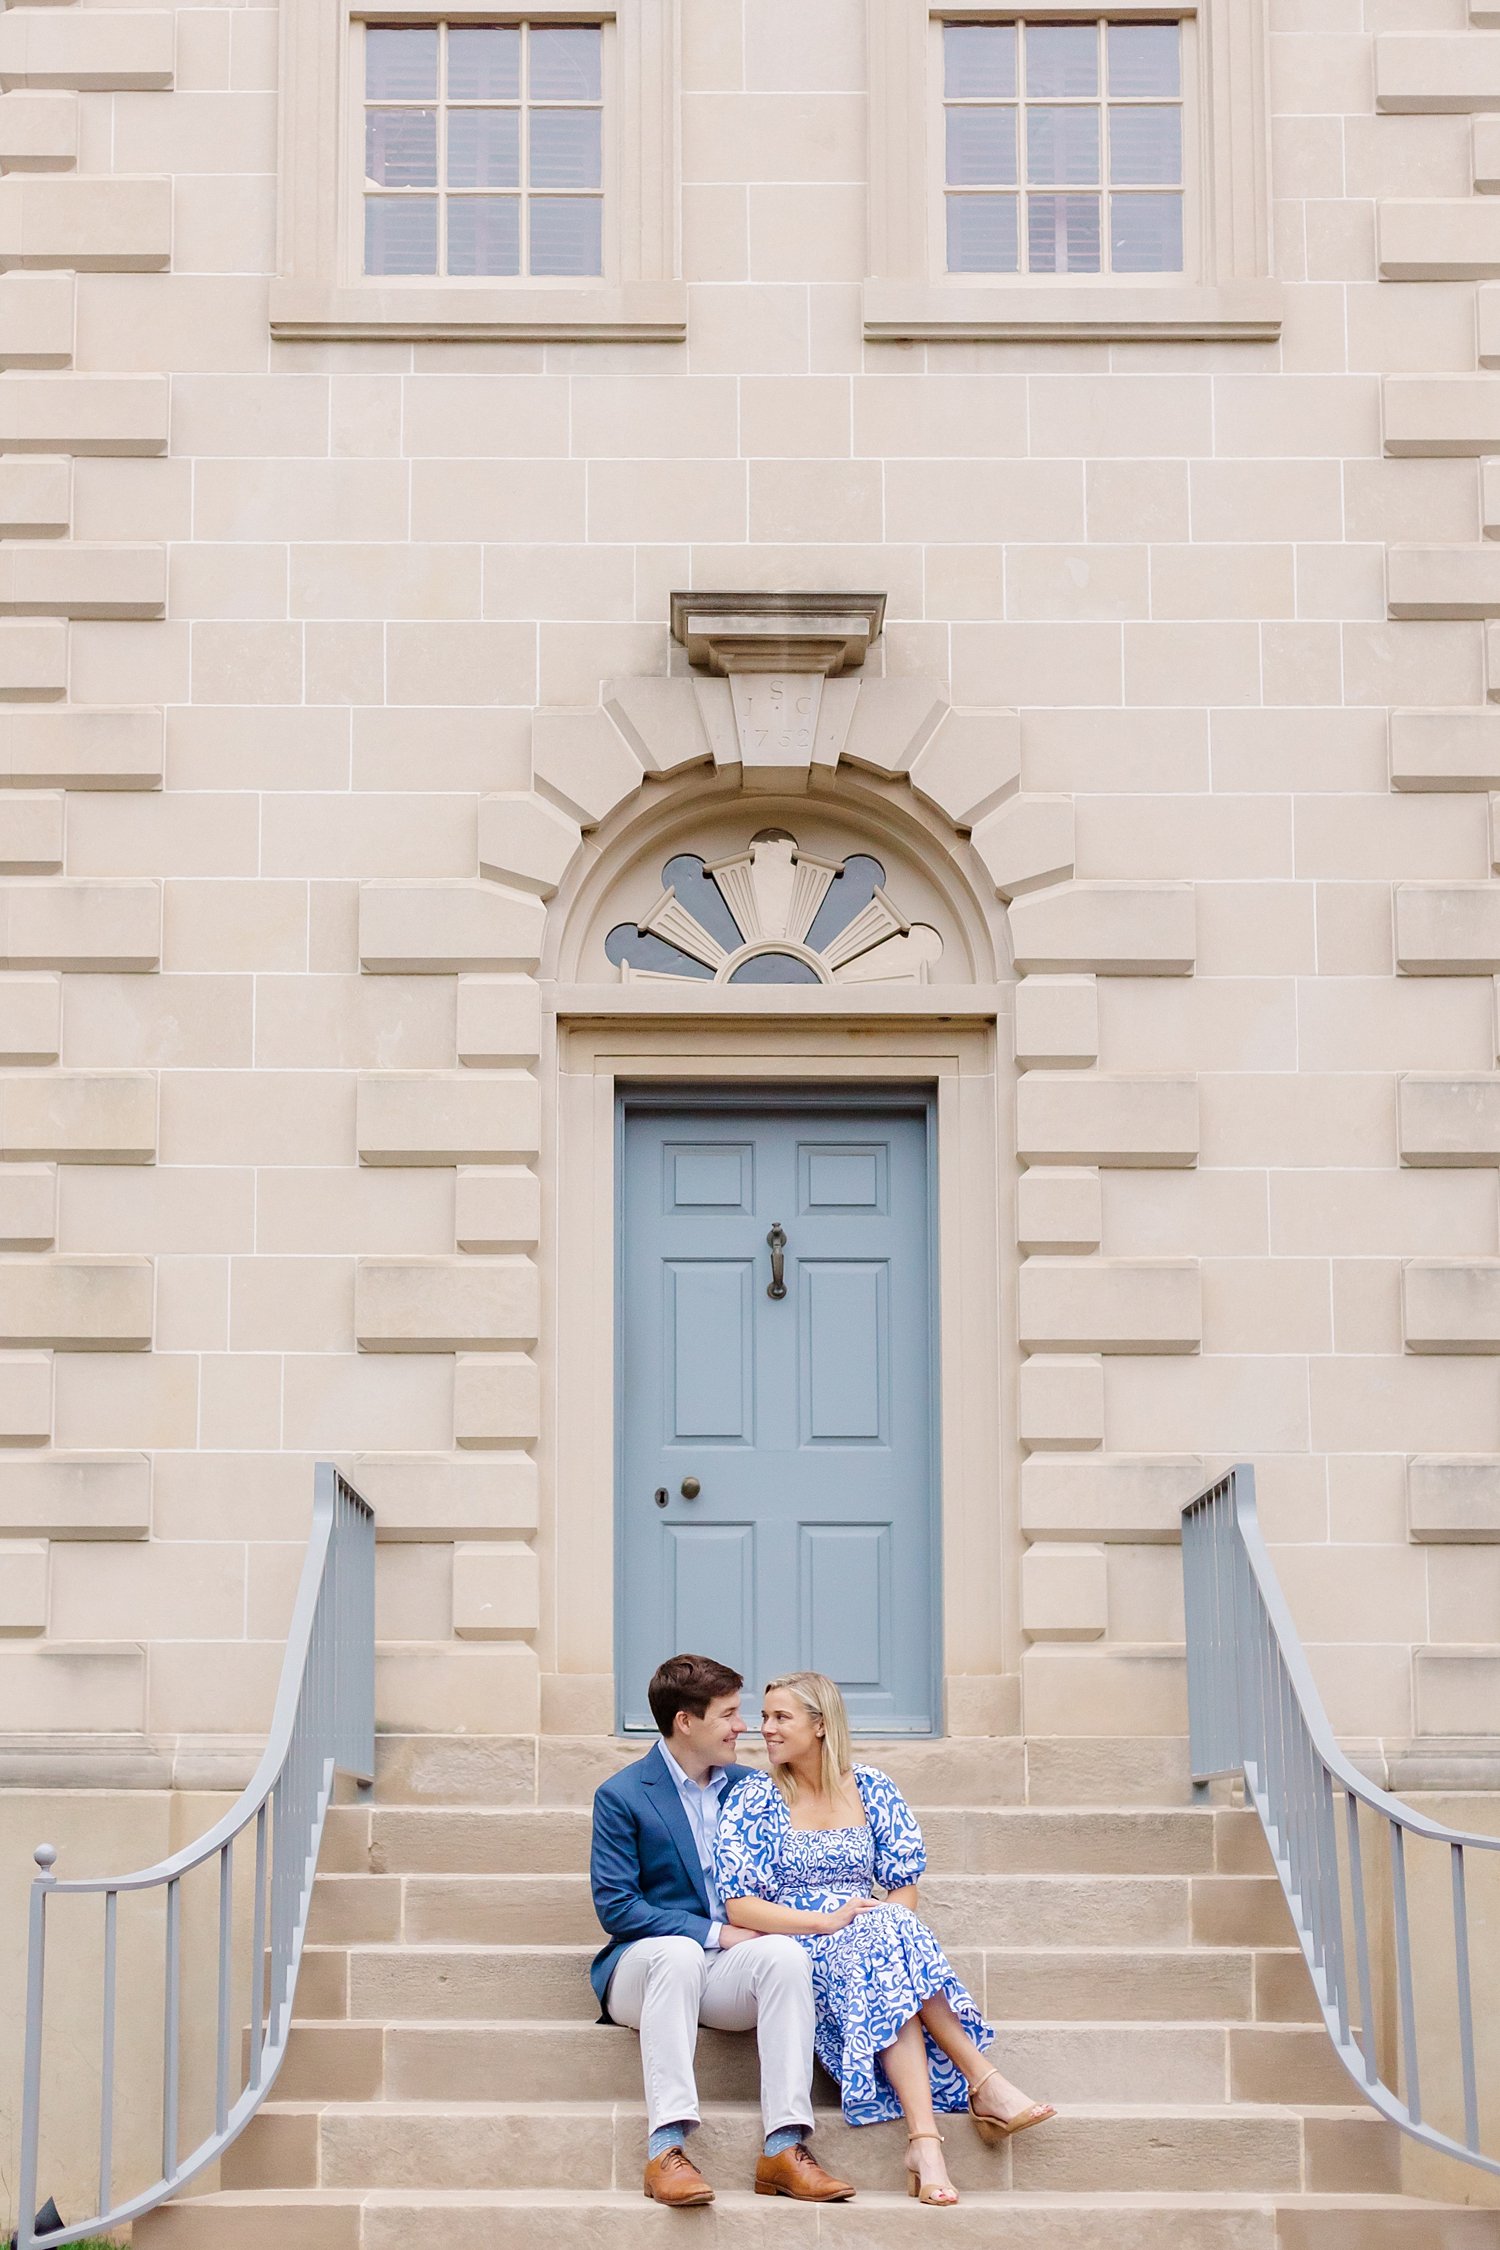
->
<box><xmin>361</xmin><ymin>19</ymin><xmax>605</xmax><ymax>281</ymax></box>
<box><xmin>866</xmin><ymin>0</ymin><xmax>1279</xmax><ymax>344</ymax></box>
<box><xmin>270</xmin><ymin>0</ymin><xmax>682</xmax><ymax>343</ymax></box>
<box><xmin>941</xmin><ymin>16</ymin><xmax>1187</xmax><ymax>279</ymax></box>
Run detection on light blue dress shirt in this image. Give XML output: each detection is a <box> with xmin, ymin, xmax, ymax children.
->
<box><xmin>658</xmin><ymin>1739</ymin><xmax>728</xmax><ymax>1945</ymax></box>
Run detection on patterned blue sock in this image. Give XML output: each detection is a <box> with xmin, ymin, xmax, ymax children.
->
<box><xmin>764</xmin><ymin>2125</ymin><xmax>807</xmax><ymax>2158</ymax></box>
<box><xmin>649</xmin><ymin>2123</ymin><xmax>689</xmax><ymax>2160</ymax></box>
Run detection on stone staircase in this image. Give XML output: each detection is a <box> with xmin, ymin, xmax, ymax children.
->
<box><xmin>133</xmin><ymin>1738</ymin><xmax>1500</xmax><ymax>2249</ymax></box>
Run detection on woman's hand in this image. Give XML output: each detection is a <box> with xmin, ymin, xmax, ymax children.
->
<box><xmin>817</xmin><ymin>1898</ymin><xmax>879</xmax><ymax>1933</ymax></box>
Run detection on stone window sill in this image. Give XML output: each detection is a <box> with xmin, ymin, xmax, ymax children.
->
<box><xmin>268</xmin><ymin>279</ymin><xmax>687</xmax><ymax>343</ymax></box>
<box><xmin>862</xmin><ymin>278</ymin><xmax>1283</xmax><ymax>345</ymax></box>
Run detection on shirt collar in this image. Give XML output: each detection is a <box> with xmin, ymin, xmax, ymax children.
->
<box><xmin>659</xmin><ymin>1741</ymin><xmax>729</xmax><ymax>1796</ymax></box>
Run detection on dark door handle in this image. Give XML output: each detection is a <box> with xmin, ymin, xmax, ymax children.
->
<box><xmin>767</xmin><ymin>1222</ymin><xmax>788</xmax><ymax>1300</ymax></box>
<box><xmin>680</xmin><ymin>1477</ymin><xmax>701</xmax><ymax>1500</ymax></box>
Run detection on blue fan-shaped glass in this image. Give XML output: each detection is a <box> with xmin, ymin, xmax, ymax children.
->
<box><xmin>726</xmin><ymin>953</ymin><xmax>823</xmax><ymax>986</ymax></box>
<box><xmin>805</xmin><ymin>856</ymin><xmax>886</xmax><ymax>956</ymax></box>
<box><xmin>661</xmin><ymin>856</ymin><xmax>747</xmax><ymax>952</ymax></box>
<box><xmin>604</xmin><ymin>925</ymin><xmax>713</xmax><ymax>980</ymax></box>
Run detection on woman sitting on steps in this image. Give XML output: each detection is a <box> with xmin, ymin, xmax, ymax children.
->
<box><xmin>714</xmin><ymin>1669</ymin><xmax>1057</xmax><ymax>2208</ymax></box>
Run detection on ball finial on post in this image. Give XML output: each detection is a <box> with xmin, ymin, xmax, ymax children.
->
<box><xmin>33</xmin><ymin>1844</ymin><xmax>57</xmax><ymax>1876</ymax></box>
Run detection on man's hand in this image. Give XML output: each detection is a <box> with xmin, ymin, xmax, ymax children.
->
<box><xmin>717</xmin><ymin>1924</ymin><xmax>762</xmax><ymax>1948</ymax></box>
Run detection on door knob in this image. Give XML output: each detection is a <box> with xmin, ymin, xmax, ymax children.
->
<box><xmin>680</xmin><ymin>1477</ymin><xmax>701</xmax><ymax>1500</ymax></box>
<box><xmin>766</xmin><ymin>1223</ymin><xmax>788</xmax><ymax>1300</ymax></box>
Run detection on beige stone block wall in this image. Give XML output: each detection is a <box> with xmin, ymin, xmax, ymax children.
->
<box><xmin>0</xmin><ymin>0</ymin><xmax>1498</xmax><ymax>1816</ymax></box>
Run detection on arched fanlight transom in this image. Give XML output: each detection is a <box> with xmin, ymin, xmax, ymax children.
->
<box><xmin>604</xmin><ymin>831</ymin><xmax>944</xmax><ymax>987</ymax></box>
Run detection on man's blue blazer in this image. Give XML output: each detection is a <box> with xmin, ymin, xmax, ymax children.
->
<box><xmin>589</xmin><ymin>1739</ymin><xmax>757</xmax><ymax>2017</ymax></box>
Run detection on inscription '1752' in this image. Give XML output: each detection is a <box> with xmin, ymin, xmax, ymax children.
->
<box><xmin>728</xmin><ymin>673</ymin><xmax>823</xmax><ymax>769</ymax></box>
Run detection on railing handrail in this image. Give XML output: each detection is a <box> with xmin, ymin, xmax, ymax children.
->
<box><xmin>1184</xmin><ymin>1463</ymin><xmax>1500</xmax><ymax>2179</ymax></box>
<box><xmin>1186</xmin><ymin>1470</ymin><xmax>1500</xmax><ymax>1854</ymax></box>
<box><xmin>15</xmin><ymin>1461</ymin><xmax>376</xmax><ymax>2248</ymax></box>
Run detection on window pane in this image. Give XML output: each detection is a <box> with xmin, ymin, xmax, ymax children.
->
<box><xmin>1024</xmin><ymin>22</ymin><xmax>1098</xmax><ymax>99</ymax></box>
<box><xmin>1028</xmin><ymin>192</ymin><xmax>1101</xmax><ymax>273</ymax></box>
<box><xmin>449</xmin><ymin>107</ymin><xmax>520</xmax><ymax>189</ymax></box>
<box><xmin>365</xmin><ymin>195</ymin><xmax>438</xmax><ymax>275</ymax></box>
<box><xmin>448</xmin><ymin>195</ymin><xmax>520</xmax><ymax>276</ymax></box>
<box><xmin>1109</xmin><ymin>104</ymin><xmax>1181</xmax><ymax>186</ymax></box>
<box><xmin>946</xmin><ymin>106</ymin><xmax>1017</xmax><ymax>188</ymax></box>
<box><xmin>727</xmin><ymin>952</ymin><xmax>822</xmax><ymax>986</ymax></box>
<box><xmin>943</xmin><ymin>22</ymin><xmax>1016</xmax><ymax>100</ymax></box>
<box><xmin>1108</xmin><ymin>21</ymin><xmax>1180</xmax><ymax>98</ymax></box>
<box><xmin>1111</xmin><ymin>191</ymin><xmax>1183</xmax><ymax>272</ymax></box>
<box><xmin>530</xmin><ymin>24</ymin><xmax>602</xmax><ymax>101</ymax></box>
<box><xmin>530</xmin><ymin>107</ymin><xmax>602</xmax><ymax>189</ymax></box>
<box><xmin>448</xmin><ymin>24</ymin><xmax>520</xmax><ymax>101</ymax></box>
<box><xmin>530</xmin><ymin>195</ymin><xmax>603</xmax><ymax>275</ymax></box>
<box><xmin>946</xmin><ymin>192</ymin><xmax>1019</xmax><ymax>273</ymax></box>
<box><xmin>365</xmin><ymin>108</ymin><xmax>437</xmax><ymax>190</ymax></box>
<box><xmin>365</xmin><ymin>25</ymin><xmax>437</xmax><ymax>101</ymax></box>
<box><xmin>1027</xmin><ymin>106</ymin><xmax>1099</xmax><ymax>187</ymax></box>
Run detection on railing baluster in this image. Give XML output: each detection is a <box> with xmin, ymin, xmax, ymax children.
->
<box><xmin>163</xmin><ymin>1876</ymin><xmax>181</xmax><ymax>2182</ymax></box>
<box><xmin>1453</xmin><ymin>1842</ymin><xmax>1480</xmax><ymax>2152</ymax></box>
<box><xmin>216</xmin><ymin>1839</ymin><xmax>234</xmax><ymax>2136</ymax></box>
<box><xmin>18</xmin><ymin>1846</ymin><xmax>54</xmax><ymax>2250</ymax></box>
<box><xmin>1390</xmin><ymin>1823</ymin><xmax>1422</xmax><ymax>2127</ymax></box>
<box><xmin>1345</xmin><ymin>1790</ymin><xmax>1378</xmax><ymax>2088</ymax></box>
<box><xmin>250</xmin><ymin>1798</ymin><xmax>269</xmax><ymax>2088</ymax></box>
<box><xmin>99</xmin><ymin>1887</ymin><xmax>118</xmax><ymax>2216</ymax></box>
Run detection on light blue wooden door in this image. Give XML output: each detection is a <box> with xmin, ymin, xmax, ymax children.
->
<box><xmin>618</xmin><ymin>1099</ymin><xmax>938</xmax><ymax>1733</ymax></box>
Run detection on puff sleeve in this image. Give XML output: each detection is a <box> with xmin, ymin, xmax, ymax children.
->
<box><xmin>858</xmin><ymin>1765</ymin><xmax>927</xmax><ymax>1891</ymax></box>
<box><xmin>713</xmin><ymin>1774</ymin><xmax>785</xmax><ymax>1906</ymax></box>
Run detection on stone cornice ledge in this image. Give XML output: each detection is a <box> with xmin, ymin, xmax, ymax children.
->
<box><xmin>862</xmin><ymin>278</ymin><xmax>1284</xmax><ymax>345</ymax></box>
<box><xmin>268</xmin><ymin>279</ymin><xmax>688</xmax><ymax>343</ymax></box>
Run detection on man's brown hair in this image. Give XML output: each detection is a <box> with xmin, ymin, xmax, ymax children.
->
<box><xmin>647</xmin><ymin>1653</ymin><xmax>744</xmax><ymax>1738</ymax></box>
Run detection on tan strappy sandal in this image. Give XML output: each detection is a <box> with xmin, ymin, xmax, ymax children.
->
<box><xmin>968</xmin><ymin>2068</ymin><xmax>1058</xmax><ymax>2148</ymax></box>
<box><xmin>905</xmin><ymin>2129</ymin><xmax>959</xmax><ymax>2206</ymax></box>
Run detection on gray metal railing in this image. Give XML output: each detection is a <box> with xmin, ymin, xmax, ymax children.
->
<box><xmin>1184</xmin><ymin>1463</ymin><xmax>1500</xmax><ymax>2177</ymax></box>
<box><xmin>15</xmin><ymin>1462</ymin><xmax>375</xmax><ymax>2248</ymax></box>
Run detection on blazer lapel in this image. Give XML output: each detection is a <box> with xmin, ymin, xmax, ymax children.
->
<box><xmin>642</xmin><ymin>1742</ymin><xmax>712</xmax><ymax>1914</ymax></box>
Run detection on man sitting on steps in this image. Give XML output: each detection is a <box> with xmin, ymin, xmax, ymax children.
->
<box><xmin>589</xmin><ymin>1651</ymin><xmax>857</xmax><ymax>2209</ymax></box>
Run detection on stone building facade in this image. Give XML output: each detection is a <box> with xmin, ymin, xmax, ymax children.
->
<box><xmin>8</xmin><ymin>0</ymin><xmax>1500</xmax><ymax>2215</ymax></box>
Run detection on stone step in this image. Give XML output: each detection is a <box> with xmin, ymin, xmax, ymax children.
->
<box><xmin>327</xmin><ymin>1803</ymin><xmax>1263</xmax><ymax>1880</ymax></box>
<box><xmin>220</xmin><ymin>2096</ymin><xmax>1394</xmax><ymax>2198</ymax></box>
<box><xmin>371</xmin><ymin>1731</ymin><xmax>1043</xmax><ymax>1809</ymax></box>
<box><xmin>140</xmin><ymin>2186</ymin><xmax>1500</xmax><ymax>2250</ymax></box>
<box><xmin>294</xmin><ymin>1939</ymin><xmax>1316</xmax><ymax>2025</ymax></box>
<box><xmin>262</xmin><ymin>2013</ymin><xmax>1352</xmax><ymax>2110</ymax></box>
<box><xmin>306</xmin><ymin>1869</ymin><xmax>1290</xmax><ymax>1952</ymax></box>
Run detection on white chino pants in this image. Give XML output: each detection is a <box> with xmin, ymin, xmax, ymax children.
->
<box><xmin>605</xmin><ymin>1933</ymin><xmax>817</xmax><ymax>2137</ymax></box>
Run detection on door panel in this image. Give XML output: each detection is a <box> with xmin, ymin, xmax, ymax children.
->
<box><xmin>799</xmin><ymin>1522</ymin><xmax>889</xmax><ymax>1687</ymax></box>
<box><xmin>667</xmin><ymin>1522</ymin><xmax>755</xmax><ymax>1680</ymax></box>
<box><xmin>667</xmin><ymin>1262</ymin><xmax>754</xmax><ymax>1442</ymax></box>
<box><xmin>619</xmin><ymin>1100</ymin><xmax>937</xmax><ymax>1734</ymax></box>
<box><xmin>666</xmin><ymin>1142</ymin><xmax>754</xmax><ymax>1212</ymax></box>
<box><xmin>800</xmin><ymin>1263</ymin><xmax>887</xmax><ymax>1444</ymax></box>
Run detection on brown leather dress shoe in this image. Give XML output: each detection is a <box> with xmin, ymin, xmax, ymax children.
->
<box><xmin>643</xmin><ymin>2147</ymin><xmax>715</xmax><ymax>2207</ymax></box>
<box><xmin>753</xmin><ymin>2142</ymin><xmax>856</xmax><ymax>2202</ymax></box>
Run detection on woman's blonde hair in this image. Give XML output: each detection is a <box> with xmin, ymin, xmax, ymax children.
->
<box><xmin>763</xmin><ymin>1671</ymin><xmax>855</xmax><ymax>1807</ymax></box>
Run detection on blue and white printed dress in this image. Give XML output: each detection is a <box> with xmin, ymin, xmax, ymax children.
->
<box><xmin>713</xmin><ymin>1764</ymin><xmax>994</xmax><ymax>2127</ymax></box>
